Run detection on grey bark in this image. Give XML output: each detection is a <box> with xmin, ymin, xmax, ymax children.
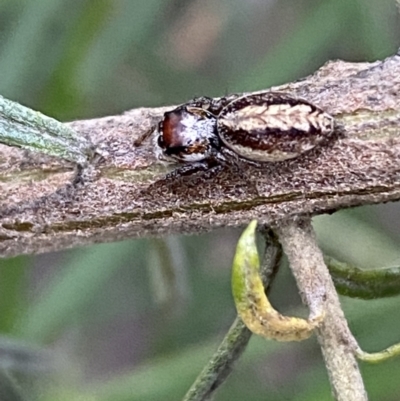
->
<box><xmin>1</xmin><ymin>52</ymin><xmax>400</xmax><ymax>257</ymax></box>
<box><xmin>275</xmin><ymin>219</ymin><xmax>367</xmax><ymax>401</ymax></box>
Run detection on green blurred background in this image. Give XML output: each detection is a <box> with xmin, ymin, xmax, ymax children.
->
<box><xmin>1</xmin><ymin>0</ymin><xmax>400</xmax><ymax>400</ymax></box>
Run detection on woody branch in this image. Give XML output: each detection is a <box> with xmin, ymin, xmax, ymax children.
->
<box><xmin>275</xmin><ymin>219</ymin><xmax>368</xmax><ymax>401</ymax></box>
<box><xmin>1</xmin><ymin>51</ymin><xmax>400</xmax><ymax>257</ymax></box>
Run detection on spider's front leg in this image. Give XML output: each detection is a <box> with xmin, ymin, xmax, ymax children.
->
<box><xmin>134</xmin><ymin>121</ymin><xmax>158</xmax><ymax>147</ymax></box>
<box><xmin>148</xmin><ymin>157</ymin><xmax>225</xmax><ymax>191</ymax></box>
<box><xmin>166</xmin><ymin>160</ymin><xmax>222</xmax><ymax>180</ymax></box>
<box><xmin>186</xmin><ymin>93</ymin><xmax>242</xmax><ymax>115</ymax></box>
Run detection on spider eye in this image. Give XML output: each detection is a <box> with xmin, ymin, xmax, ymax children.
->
<box><xmin>157</xmin><ymin>134</ymin><xmax>165</xmax><ymax>148</ymax></box>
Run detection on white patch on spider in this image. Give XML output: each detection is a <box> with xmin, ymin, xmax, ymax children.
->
<box><xmin>155</xmin><ymin>112</ymin><xmax>216</xmax><ymax>163</ymax></box>
<box><xmin>220</xmin><ymin>104</ymin><xmax>331</xmax><ymax>134</ymax></box>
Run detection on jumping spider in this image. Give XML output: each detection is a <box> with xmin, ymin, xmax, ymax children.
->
<box><xmin>136</xmin><ymin>91</ymin><xmax>335</xmax><ymax>180</ymax></box>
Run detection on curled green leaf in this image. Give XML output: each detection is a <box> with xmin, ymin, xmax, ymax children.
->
<box><xmin>232</xmin><ymin>220</ymin><xmax>323</xmax><ymax>342</ymax></box>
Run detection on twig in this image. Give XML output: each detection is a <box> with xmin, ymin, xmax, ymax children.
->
<box><xmin>182</xmin><ymin>227</ymin><xmax>282</xmax><ymax>401</ymax></box>
<box><xmin>356</xmin><ymin>342</ymin><xmax>400</xmax><ymax>364</ymax></box>
<box><xmin>0</xmin><ymin>95</ymin><xmax>93</xmax><ymax>164</ymax></box>
<box><xmin>274</xmin><ymin>219</ymin><xmax>367</xmax><ymax>401</ymax></box>
<box><xmin>326</xmin><ymin>256</ymin><xmax>400</xmax><ymax>299</ymax></box>
<box><xmin>1</xmin><ymin>52</ymin><xmax>400</xmax><ymax>257</ymax></box>
<box><xmin>0</xmin><ymin>370</ymin><xmax>29</xmax><ymax>401</ymax></box>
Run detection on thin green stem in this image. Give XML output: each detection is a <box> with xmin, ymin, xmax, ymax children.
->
<box><xmin>356</xmin><ymin>342</ymin><xmax>400</xmax><ymax>364</ymax></box>
<box><xmin>326</xmin><ymin>255</ymin><xmax>400</xmax><ymax>299</ymax></box>
<box><xmin>324</xmin><ymin>256</ymin><xmax>400</xmax><ymax>364</ymax></box>
<box><xmin>0</xmin><ymin>370</ymin><xmax>29</xmax><ymax>401</ymax></box>
<box><xmin>0</xmin><ymin>95</ymin><xmax>94</xmax><ymax>164</ymax></box>
<box><xmin>182</xmin><ymin>227</ymin><xmax>282</xmax><ymax>401</ymax></box>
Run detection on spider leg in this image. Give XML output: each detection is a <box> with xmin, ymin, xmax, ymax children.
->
<box><xmin>134</xmin><ymin>125</ymin><xmax>156</xmax><ymax>147</ymax></box>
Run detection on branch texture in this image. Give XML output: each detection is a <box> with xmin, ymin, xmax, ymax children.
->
<box><xmin>1</xmin><ymin>52</ymin><xmax>400</xmax><ymax>256</ymax></box>
<box><xmin>275</xmin><ymin>219</ymin><xmax>367</xmax><ymax>401</ymax></box>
